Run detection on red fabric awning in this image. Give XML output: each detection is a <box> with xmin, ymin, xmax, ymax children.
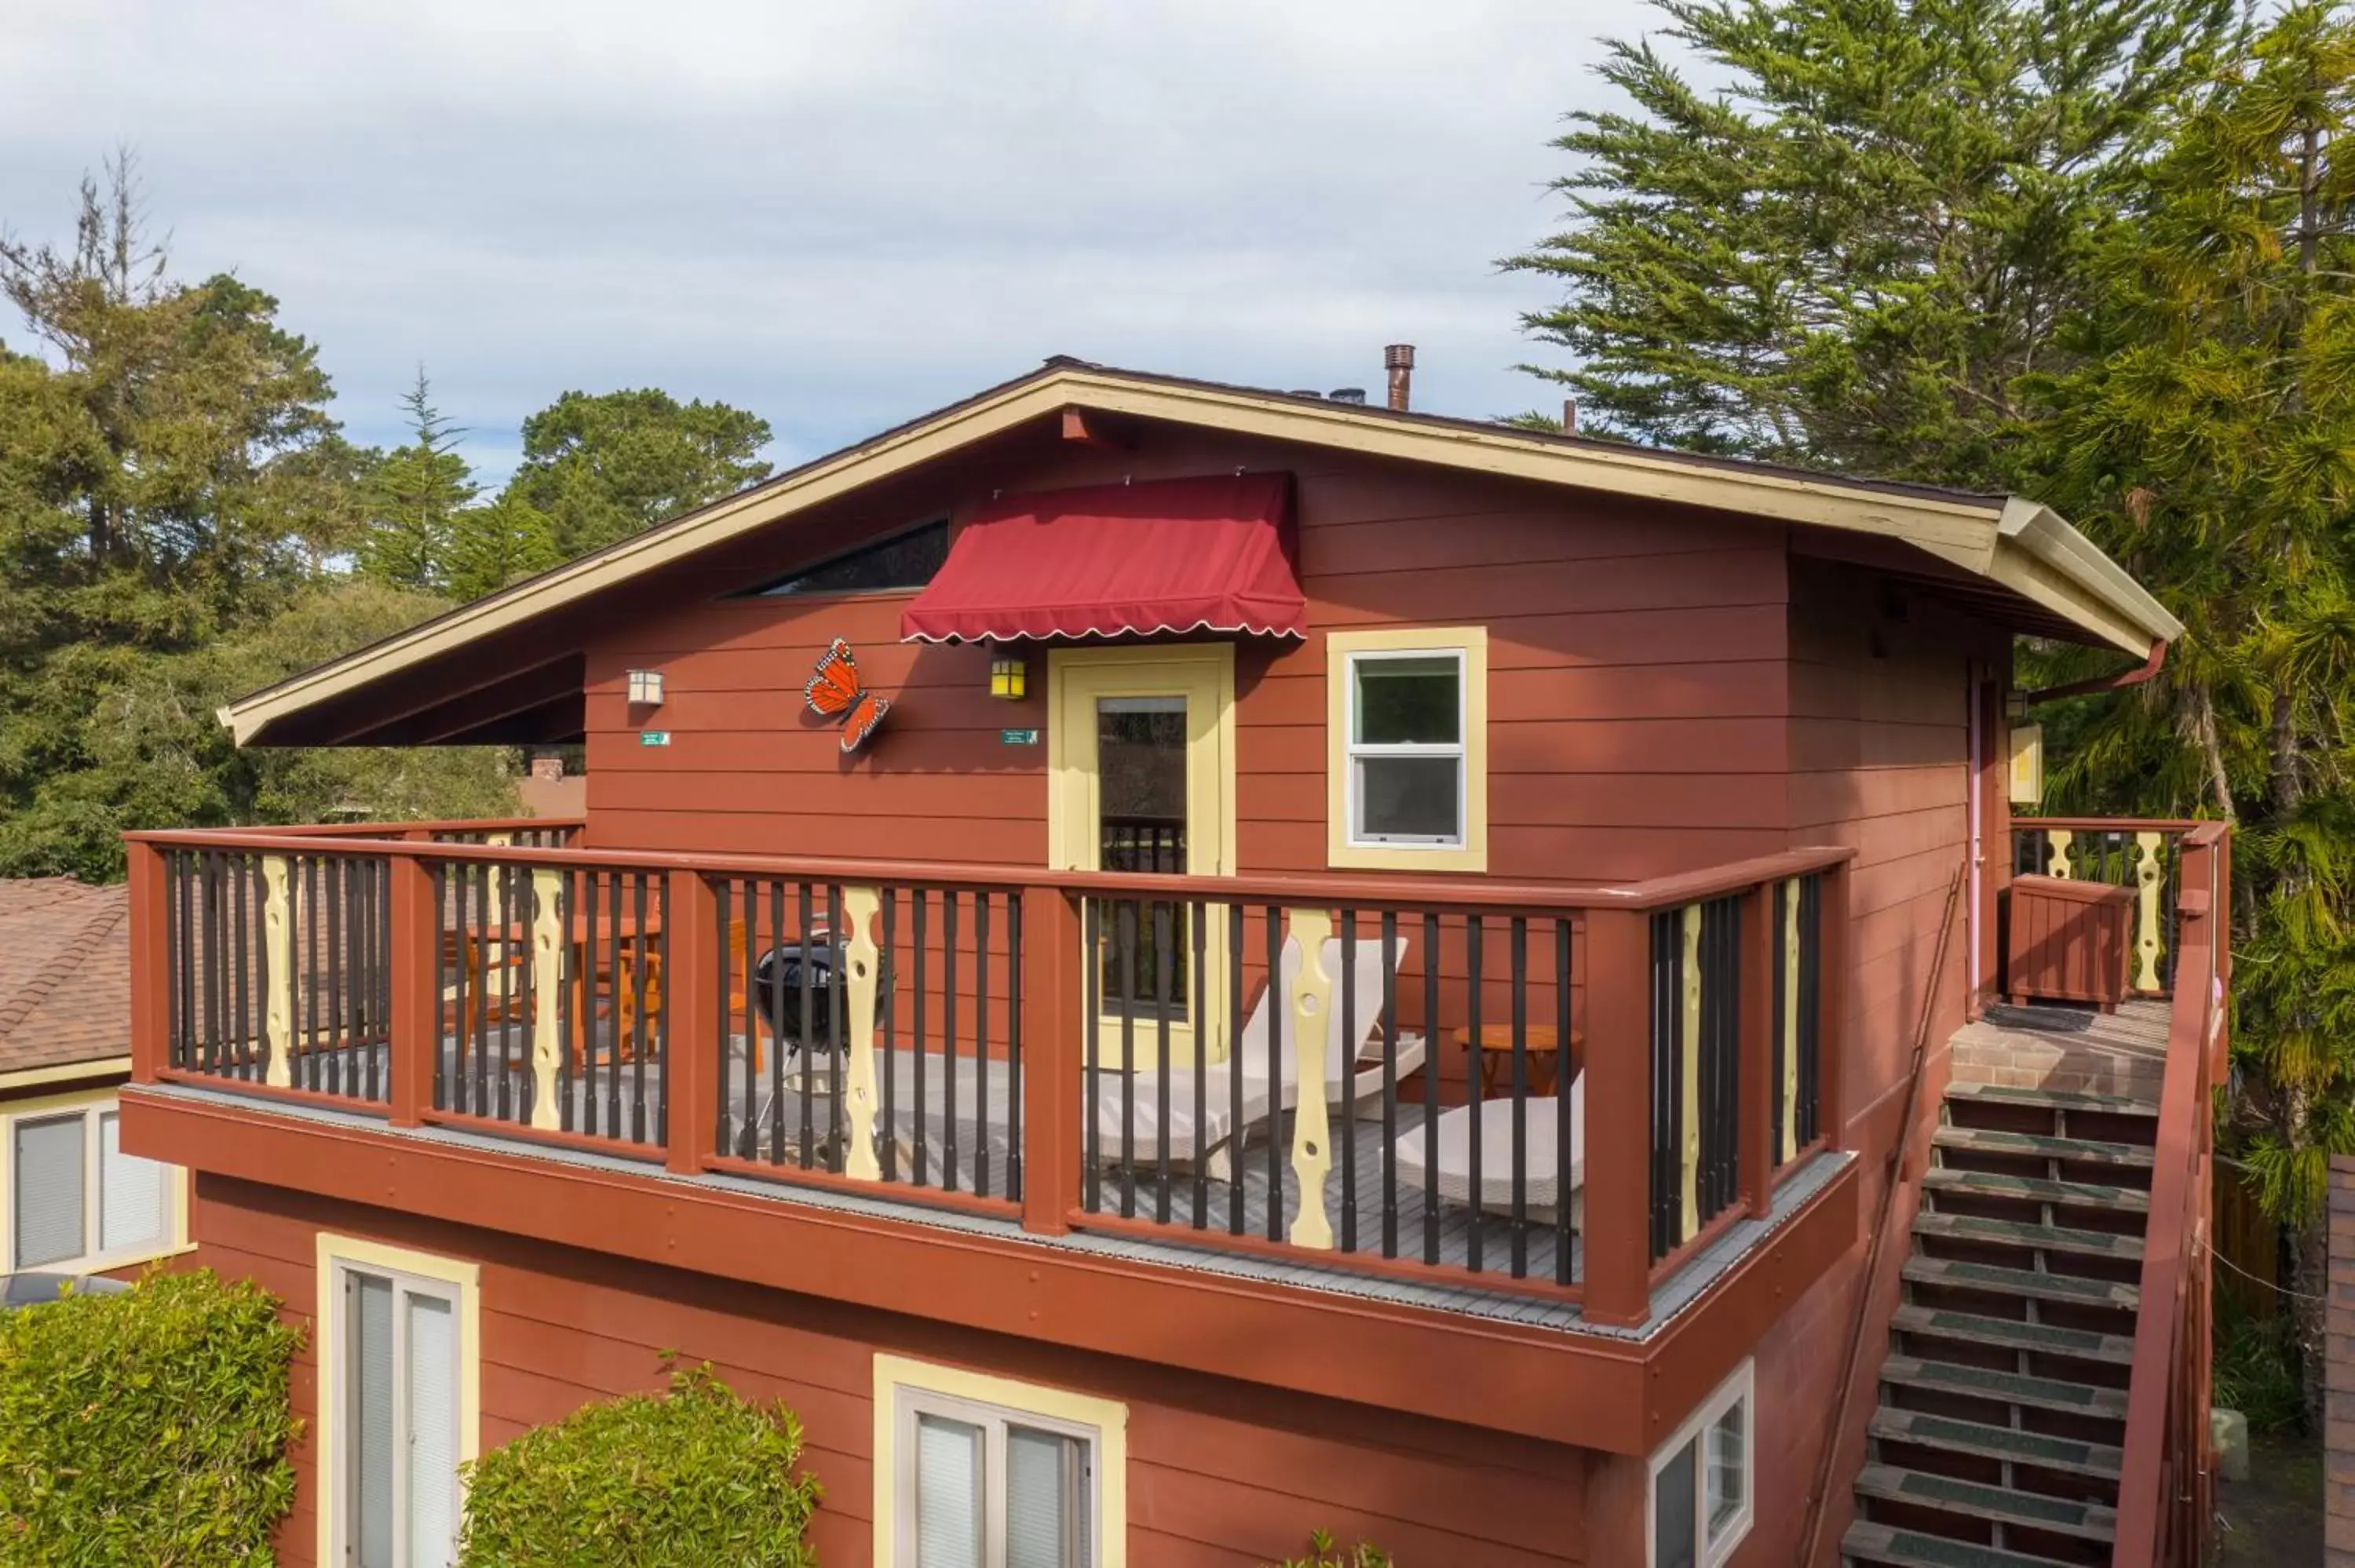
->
<box><xmin>900</xmin><ymin>472</ymin><xmax>1304</xmax><ymax>643</ymax></box>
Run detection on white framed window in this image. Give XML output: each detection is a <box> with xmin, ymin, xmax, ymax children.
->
<box><xmin>1648</xmin><ymin>1359</ymin><xmax>1753</xmax><ymax>1568</ymax></box>
<box><xmin>318</xmin><ymin>1238</ymin><xmax>478</xmax><ymax>1568</ymax></box>
<box><xmin>874</xmin><ymin>1355</ymin><xmax>1126</xmax><ymax>1568</ymax></box>
<box><xmin>2</xmin><ymin>1096</ymin><xmax>181</xmax><ymax>1274</ymax></box>
<box><xmin>1324</xmin><ymin>626</ymin><xmax>1488</xmax><ymax>873</ymax></box>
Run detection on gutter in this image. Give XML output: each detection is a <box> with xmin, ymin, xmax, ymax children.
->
<box><xmin>2020</xmin><ymin>639</ymin><xmax>2169</xmax><ymax>706</ymax></box>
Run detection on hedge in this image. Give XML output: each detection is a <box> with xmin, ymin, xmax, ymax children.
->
<box><xmin>0</xmin><ymin>1269</ymin><xmax>301</xmax><ymax>1566</ymax></box>
<box><xmin>458</xmin><ymin>1362</ymin><xmax>820</xmax><ymax>1566</ymax></box>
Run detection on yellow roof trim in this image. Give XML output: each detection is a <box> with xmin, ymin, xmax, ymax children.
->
<box><xmin>219</xmin><ymin>366</ymin><xmax>2172</xmax><ymax>742</ymax></box>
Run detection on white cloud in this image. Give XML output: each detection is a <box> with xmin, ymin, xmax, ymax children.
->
<box><xmin>0</xmin><ymin>0</ymin><xmax>1659</xmax><ymax>482</ymax></box>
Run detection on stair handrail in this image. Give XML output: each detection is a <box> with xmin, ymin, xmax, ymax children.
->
<box><xmin>1798</xmin><ymin>862</ymin><xmax>1966</xmax><ymax>1564</ymax></box>
<box><xmin>2111</xmin><ymin>821</ymin><xmax>2229</xmax><ymax>1566</ymax></box>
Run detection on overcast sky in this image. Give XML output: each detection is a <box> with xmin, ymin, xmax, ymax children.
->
<box><xmin>1</xmin><ymin>0</ymin><xmax>1659</xmax><ymax>483</ymax></box>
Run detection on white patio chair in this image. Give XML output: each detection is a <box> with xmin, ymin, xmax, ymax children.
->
<box><xmin>1393</xmin><ymin>1070</ymin><xmax>1585</xmax><ymax>1226</ymax></box>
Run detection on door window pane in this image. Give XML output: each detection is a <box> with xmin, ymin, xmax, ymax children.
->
<box><xmin>1353</xmin><ymin>655</ymin><xmax>1459</xmax><ymax>745</ymax></box>
<box><xmin>1095</xmin><ymin>695</ymin><xmax>1189</xmax><ymax>1021</ymax></box>
<box><xmin>1006</xmin><ymin>1426</ymin><xmax>1080</xmax><ymax>1568</ymax></box>
<box><xmin>1705</xmin><ymin>1399</ymin><xmax>1746</xmax><ymax>1538</ymax></box>
<box><xmin>407</xmin><ymin>1294</ymin><xmax>458</xmax><ymax>1567</ymax></box>
<box><xmin>98</xmin><ymin>1110</ymin><xmax>166</xmax><ymax>1255</ymax></box>
<box><xmin>915</xmin><ymin>1413</ymin><xmax>984</xmax><ymax>1568</ymax></box>
<box><xmin>1357</xmin><ymin>756</ymin><xmax>1462</xmax><ymax>841</ymax></box>
<box><xmin>352</xmin><ymin>1274</ymin><xmax>396</xmax><ymax>1568</ymax></box>
<box><xmin>1653</xmin><ymin>1436</ymin><xmax>1696</xmax><ymax>1568</ymax></box>
<box><xmin>13</xmin><ymin>1114</ymin><xmax>86</xmax><ymax>1269</ymax></box>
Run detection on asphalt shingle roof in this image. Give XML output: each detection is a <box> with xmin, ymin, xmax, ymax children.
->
<box><xmin>0</xmin><ymin>878</ymin><xmax>129</xmax><ymax>1074</ymax></box>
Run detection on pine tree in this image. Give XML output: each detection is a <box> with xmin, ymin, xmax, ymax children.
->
<box><xmin>504</xmin><ymin>388</ymin><xmax>771</xmax><ymax>558</ymax></box>
<box><xmin>358</xmin><ymin>370</ymin><xmax>476</xmax><ymax>592</ymax></box>
<box><xmin>445</xmin><ymin>493</ymin><xmax>560</xmax><ymax>603</ymax></box>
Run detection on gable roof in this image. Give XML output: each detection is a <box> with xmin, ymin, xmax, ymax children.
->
<box><xmin>221</xmin><ymin>358</ymin><xmax>2182</xmax><ymax>746</ymax></box>
<box><xmin>0</xmin><ymin>878</ymin><xmax>130</xmax><ymax>1076</ymax></box>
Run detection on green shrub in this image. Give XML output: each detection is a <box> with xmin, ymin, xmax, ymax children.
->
<box><xmin>458</xmin><ymin>1362</ymin><xmax>820</xmax><ymax>1567</ymax></box>
<box><xmin>0</xmin><ymin>1268</ymin><xmax>302</xmax><ymax>1566</ymax></box>
<box><xmin>1268</xmin><ymin>1531</ymin><xmax>1393</xmax><ymax>1567</ymax></box>
<box><xmin>2214</xmin><ymin>1304</ymin><xmax>2306</xmax><ymax>1435</ymax></box>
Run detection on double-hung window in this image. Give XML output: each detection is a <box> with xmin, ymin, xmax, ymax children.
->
<box><xmin>1648</xmin><ymin>1359</ymin><xmax>1753</xmax><ymax>1567</ymax></box>
<box><xmin>1326</xmin><ymin>626</ymin><xmax>1488</xmax><ymax>872</ymax></box>
<box><xmin>320</xmin><ymin>1239</ymin><xmax>477</xmax><ymax>1568</ymax></box>
<box><xmin>878</xmin><ymin>1356</ymin><xmax>1125</xmax><ymax>1568</ymax></box>
<box><xmin>5</xmin><ymin>1097</ymin><xmax>178</xmax><ymax>1273</ymax></box>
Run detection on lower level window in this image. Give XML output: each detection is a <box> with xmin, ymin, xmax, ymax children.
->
<box><xmin>8</xmin><ymin>1100</ymin><xmax>176</xmax><ymax>1271</ymax></box>
<box><xmin>878</xmin><ymin>1356</ymin><xmax>1125</xmax><ymax>1568</ymax></box>
<box><xmin>330</xmin><ymin>1253</ymin><xmax>469</xmax><ymax>1568</ymax></box>
<box><xmin>1649</xmin><ymin>1359</ymin><xmax>1752</xmax><ymax>1567</ymax></box>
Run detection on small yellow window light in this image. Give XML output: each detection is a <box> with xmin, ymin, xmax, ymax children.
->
<box><xmin>626</xmin><ymin>669</ymin><xmax>665</xmax><ymax>706</ymax></box>
<box><xmin>988</xmin><ymin>654</ymin><xmax>1026</xmax><ymax>701</ymax></box>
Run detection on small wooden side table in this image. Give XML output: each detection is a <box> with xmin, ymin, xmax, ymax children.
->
<box><xmin>1451</xmin><ymin>1024</ymin><xmax>1581</xmax><ymax>1096</ymax></box>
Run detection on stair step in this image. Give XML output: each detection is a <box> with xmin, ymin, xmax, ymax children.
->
<box><xmin>1933</xmin><ymin>1126</ymin><xmax>2154</xmax><ymax>1168</ymax></box>
<box><xmin>1946</xmin><ymin>1082</ymin><xmax>2156</xmax><ymax>1117</ymax></box>
<box><xmin>1842</xmin><ymin>1519</ymin><xmax>2083</xmax><ymax>1567</ymax></box>
<box><xmin>1855</xmin><ymin>1464</ymin><xmax>2118</xmax><ymax>1542</ymax></box>
<box><xmin>1921</xmin><ymin>1165</ymin><xmax>2149</xmax><ymax>1213</ymax></box>
<box><xmin>1912</xmin><ymin>1210</ymin><xmax>2143</xmax><ymax>1261</ymax></box>
<box><xmin>1890</xmin><ymin>1305</ymin><xmax>2135</xmax><ymax>1366</ymax></box>
<box><xmin>1879</xmin><ymin>1356</ymin><xmax>2128</xmax><ymax>1418</ymax></box>
<box><xmin>1903</xmin><ymin>1256</ymin><xmax>2139</xmax><ymax>1309</ymax></box>
<box><xmin>1868</xmin><ymin>1409</ymin><xmax>2123</xmax><ymax>1478</ymax></box>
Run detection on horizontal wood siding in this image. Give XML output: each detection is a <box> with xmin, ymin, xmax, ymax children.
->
<box><xmin>581</xmin><ymin>428</ymin><xmax>1792</xmax><ymax>886</ymax></box>
<box><xmin>182</xmin><ymin>1172</ymin><xmax>1586</xmax><ymax>1566</ymax></box>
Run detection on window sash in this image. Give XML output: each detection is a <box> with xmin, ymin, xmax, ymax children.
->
<box><xmin>1648</xmin><ymin>1362</ymin><xmax>1753</xmax><ymax>1568</ymax></box>
<box><xmin>895</xmin><ymin>1388</ymin><xmax>1096</xmax><ymax>1568</ymax></box>
<box><xmin>335</xmin><ymin>1262</ymin><xmax>463</xmax><ymax>1568</ymax></box>
<box><xmin>6</xmin><ymin>1101</ymin><xmax>177</xmax><ymax>1273</ymax></box>
<box><xmin>1344</xmin><ymin>649</ymin><xmax>1467</xmax><ymax>848</ymax></box>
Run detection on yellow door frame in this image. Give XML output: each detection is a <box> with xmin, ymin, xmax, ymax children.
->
<box><xmin>1046</xmin><ymin>644</ymin><xmax>1237</xmax><ymax>1068</ymax></box>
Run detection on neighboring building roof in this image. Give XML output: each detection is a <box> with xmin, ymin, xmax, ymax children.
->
<box><xmin>0</xmin><ymin>878</ymin><xmax>130</xmax><ymax>1076</ymax></box>
<box><xmin>218</xmin><ymin>358</ymin><xmax>2185</xmax><ymax>747</ymax></box>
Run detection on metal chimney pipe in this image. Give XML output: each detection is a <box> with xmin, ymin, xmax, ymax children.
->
<box><xmin>1384</xmin><ymin>344</ymin><xmax>1415</xmax><ymax>411</ymax></box>
<box><xmin>1563</xmin><ymin>397</ymin><xmax>1578</xmax><ymax>435</ymax></box>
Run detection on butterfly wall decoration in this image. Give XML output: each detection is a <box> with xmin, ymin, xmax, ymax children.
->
<box><xmin>805</xmin><ymin>637</ymin><xmax>891</xmax><ymax>753</ymax></box>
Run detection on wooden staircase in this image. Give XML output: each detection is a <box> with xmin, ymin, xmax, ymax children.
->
<box><xmin>1842</xmin><ymin>1081</ymin><xmax>2159</xmax><ymax>1567</ymax></box>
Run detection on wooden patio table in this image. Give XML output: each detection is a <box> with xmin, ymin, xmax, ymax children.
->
<box><xmin>1451</xmin><ymin>1023</ymin><xmax>1582</xmax><ymax>1096</ymax></box>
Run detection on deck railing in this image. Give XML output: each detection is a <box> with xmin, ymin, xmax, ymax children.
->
<box><xmin>2112</xmin><ymin>822</ymin><xmax>2229</xmax><ymax>1568</ymax></box>
<box><xmin>2012</xmin><ymin>817</ymin><xmax>2202</xmax><ymax>993</ymax></box>
<box><xmin>125</xmin><ymin>826</ymin><xmax>1847</xmax><ymax>1324</ymax></box>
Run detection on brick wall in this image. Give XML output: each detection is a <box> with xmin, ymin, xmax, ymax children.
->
<box><xmin>2328</xmin><ymin>1154</ymin><xmax>2355</xmax><ymax>1564</ymax></box>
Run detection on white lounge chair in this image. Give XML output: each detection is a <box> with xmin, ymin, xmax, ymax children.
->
<box><xmin>1393</xmin><ymin>1071</ymin><xmax>1584</xmax><ymax>1226</ymax></box>
<box><xmin>1090</xmin><ymin>928</ymin><xmax>1422</xmax><ymax>1179</ymax></box>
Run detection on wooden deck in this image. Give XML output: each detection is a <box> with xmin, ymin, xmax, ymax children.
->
<box><xmin>1948</xmin><ymin>997</ymin><xmax>2172</xmax><ymax>1104</ymax></box>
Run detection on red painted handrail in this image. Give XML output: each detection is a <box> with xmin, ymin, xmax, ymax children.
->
<box><xmin>2110</xmin><ymin>821</ymin><xmax>2228</xmax><ymax>1566</ymax></box>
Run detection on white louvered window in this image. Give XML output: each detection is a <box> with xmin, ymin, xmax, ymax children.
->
<box><xmin>336</xmin><ymin>1262</ymin><xmax>463</xmax><ymax>1568</ymax></box>
<box><xmin>5</xmin><ymin>1099</ymin><xmax>177</xmax><ymax>1273</ymax></box>
<box><xmin>895</xmin><ymin>1388</ymin><xmax>1097</xmax><ymax>1568</ymax></box>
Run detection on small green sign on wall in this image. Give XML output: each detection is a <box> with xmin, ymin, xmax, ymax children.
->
<box><xmin>1001</xmin><ymin>727</ymin><xmax>1039</xmax><ymax>746</ymax></box>
<box><xmin>639</xmin><ymin>730</ymin><xmax>670</xmax><ymax>747</ymax></box>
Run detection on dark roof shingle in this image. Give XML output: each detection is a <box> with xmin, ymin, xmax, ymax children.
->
<box><xmin>0</xmin><ymin>878</ymin><xmax>129</xmax><ymax>1074</ymax></box>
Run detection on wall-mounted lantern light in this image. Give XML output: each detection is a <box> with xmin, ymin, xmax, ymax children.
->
<box><xmin>988</xmin><ymin>655</ymin><xmax>1027</xmax><ymax>701</ymax></box>
<box><xmin>626</xmin><ymin>669</ymin><xmax>665</xmax><ymax>706</ymax></box>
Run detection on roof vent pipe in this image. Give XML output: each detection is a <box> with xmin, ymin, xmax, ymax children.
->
<box><xmin>1563</xmin><ymin>398</ymin><xmax>1578</xmax><ymax>435</ymax></box>
<box><xmin>1329</xmin><ymin>387</ymin><xmax>1367</xmax><ymax>404</ymax></box>
<box><xmin>1384</xmin><ymin>344</ymin><xmax>1415</xmax><ymax>411</ymax></box>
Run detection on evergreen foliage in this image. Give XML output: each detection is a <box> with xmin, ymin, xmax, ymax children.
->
<box><xmin>456</xmin><ymin>1363</ymin><xmax>819</xmax><ymax>1568</ymax></box>
<box><xmin>506</xmin><ymin>388</ymin><xmax>772</xmax><ymax>560</ymax></box>
<box><xmin>0</xmin><ymin>1270</ymin><xmax>302</xmax><ymax>1566</ymax></box>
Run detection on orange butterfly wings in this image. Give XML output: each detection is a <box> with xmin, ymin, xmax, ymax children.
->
<box><xmin>804</xmin><ymin>637</ymin><xmax>890</xmax><ymax>753</ymax></box>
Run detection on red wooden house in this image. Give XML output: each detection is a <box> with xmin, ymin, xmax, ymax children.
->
<box><xmin>120</xmin><ymin>356</ymin><xmax>2226</xmax><ymax>1567</ymax></box>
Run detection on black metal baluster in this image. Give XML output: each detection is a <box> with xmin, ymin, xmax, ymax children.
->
<box><xmin>632</xmin><ymin>873</ymin><xmax>650</xmax><ymax>1144</ymax></box>
<box><xmin>794</xmin><ymin>881</ymin><xmax>812</xmax><ymax>1169</ymax></box>
<box><xmin>655</xmin><ymin>873</ymin><xmax>672</xmax><ymax>1147</ymax></box>
<box><xmin>828</xmin><ymin>884</ymin><xmax>846</xmax><ymax>1175</ymax></box>
<box><xmin>517</xmin><ymin>864</ymin><xmax>539</xmax><ymax>1128</ymax></box>
<box><xmin>944</xmin><ymin>888</ymin><xmax>960</xmax><ymax>1192</ymax></box>
<box><xmin>1227</xmin><ymin>903</ymin><xmax>1245</xmax><ymax>1235</ymax></box>
<box><xmin>975</xmin><ymin>892</ymin><xmax>992</xmax><ymax>1199</ymax></box>
<box><xmin>225</xmin><ymin>855</ymin><xmax>245</xmax><ymax>1081</ymax></box>
<box><xmin>914</xmin><ymin>889</ymin><xmax>930</xmax><ymax>1187</ymax></box>
<box><xmin>430</xmin><ymin>864</ymin><xmax>448</xmax><ymax>1111</ymax></box>
<box><xmin>1264</xmin><ymin>906</ymin><xmax>1282</xmax><ymax>1242</ymax></box>
<box><xmin>556</xmin><ymin>868</ymin><xmax>575</xmax><ymax>1133</ymax></box>
<box><xmin>576</xmin><ymin>868</ymin><xmax>597</xmax><ymax>1134</ymax></box>
<box><xmin>1006</xmin><ymin>892</ymin><xmax>1024</xmax><ymax>1205</ymax></box>
<box><xmin>1118</xmin><ymin>899</ymin><xmax>1136</xmax><ymax>1220</ymax></box>
<box><xmin>305</xmin><ymin>856</ymin><xmax>322</xmax><ymax>1092</ymax></box>
<box><xmin>881</xmin><ymin>889</ymin><xmax>898</xmax><ymax>1182</ymax></box>
<box><xmin>1466</xmin><ymin>913</ymin><xmax>1484</xmax><ymax>1274</ymax></box>
<box><xmin>1154</xmin><ymin>899</ymin><xmax>1171</xmax><ymax>1225</ymax></box>
<box><xmin>1556</xmin><ymin>917</ymin><xmax>1575</xmax><ymax>1286</ymax></box>
<box><xmin>1510</xmin><ymin>915</ymin><xmax>1528</xmax><ymax>1279</ymax></box>
<box><xmin>714</xmin><ymin>877</ymin><xmax>736</xmax><ymax>1156</ymax></box>
<box><xmin>1191</xmin><ymin>900</ymin><xmax>1208</xmax><ymax>1227</ymax></box>
<box><xmin>1422</xmin><ymin>912</ymin><xmax>1440</xmax><ymax>1266</ymax></box>
<box><xmin>469</xmin><ymin>862</ymin><xmax>488</xmax><ymax>1117</ymax></box>
<box><xmin>1082</xmin><ymin>896</ymin><xmax>1099</xmax><ymax>1212</ymax></box>
<box><xmin>326</xmin><ymin>858</ymin><xmax>344</xmax><ymax>1096</ymax></box>
<box><xmin>605</xmin><ymin>870</ymin><xmax>624</xmax><ymax>1136</ymax></box>
<box><xmin>1380</xmin><ymin>910</ymin><xmax>1399</xmax><ymax>1260</ymax></box>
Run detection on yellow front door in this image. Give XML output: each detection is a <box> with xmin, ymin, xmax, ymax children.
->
<box><xmin>1047</xmin><ymin>644</ymin><xmax>1236</xmax><ymax>1070</ymax></box>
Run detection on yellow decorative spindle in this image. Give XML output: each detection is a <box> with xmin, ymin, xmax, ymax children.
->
<box><xmin>1286</xmin><ymin>910</ymin><xmax>1337</xmax><ymax>1250</ymax></box>
<box><xmin>262</xmin><ymin>855</ymin><xmax>293</xmax><ymax>1087</ymax></box>
<box><xmin>2045</xmin><ymin>828</ymin><xmax>2075</xmax><ymax>880</ymax></box>
<box><xmin>1781</xmin><ymin>878</ymin><xmax>1801</xmax><ymax>1164</ymax></box>
<box><xmin>840</xmin><ymin>885</ymin><xmax>883</xmax><ymax>1181</ymax></box>
<box><xmin>2133</xmin><ymin>831</ymin><xmax>2165</xmax><ymax>992</ymax></box>
<box><xmin>529</xmin><ymin>868</ymin><xmax>563</xmax><ymax>1129</ymax></box>
<box><xmin>1680</xmin><ymin>903</ymin><xmax>1703</xmax><ymax>1243</ymax></box>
